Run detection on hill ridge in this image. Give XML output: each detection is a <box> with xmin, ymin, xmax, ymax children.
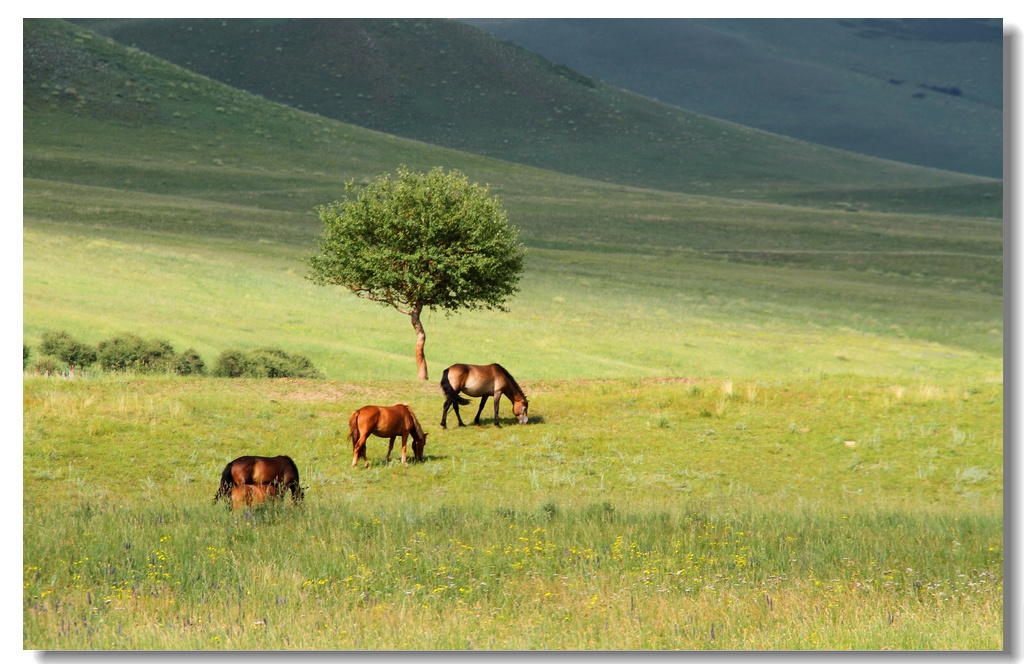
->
<box><xmin>462</xmin><ymin>18</ymin><xmax>1002</xmax><ymax>178</ymax></box>
<box><xmin>63</xmin><ymin>17</ymin><xmax>995</xmax><ymax>205</ymax></box>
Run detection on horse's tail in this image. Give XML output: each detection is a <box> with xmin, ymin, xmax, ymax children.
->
<box><xmin>348</xmin><ymin>409</ymin><xmax>361</xmax><ymax>445</ymax></box>
<box><xmin>440</xmin><ymin>368</ymin><xmax>470</xmax><ymax>405</ymax></box>
<box><xmin>213</xmin><ymin>461</ymin><xmax>234</xmax><ymax>504</ymax></box>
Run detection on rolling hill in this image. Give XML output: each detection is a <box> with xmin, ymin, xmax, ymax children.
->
<box><xmin>65</xmin><ymin>18</ymin><xmax>1000</xmax><ymax>212</ymax></box>
<box><xmin>463</xmin><ymin>18</ymin><xmax>1003</xmax><ymax>179</ymax></box>
<box><xmin>23</xmin><ymin>19</ymin><xmax>1002</xmax><ymax>381</ymax></box>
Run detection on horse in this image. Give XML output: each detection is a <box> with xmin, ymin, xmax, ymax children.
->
<box><xmin>213</xmin><ymin>455</ymin><xmax>304</xmax><ymax>504</ymax></box>
<box><xmin>230</xmin><ymin>482</ymin><xmax>281</xmax><ymax>511</ymax></box>
<box><xmin>440</xmin><ymin>363</ymin><xmax>529</xmax><ymax>428</ymax></box>
<box><xmin>348</xmin><ymin>404</ymin><xmax>427</xmax><ymax>468</ymax></box>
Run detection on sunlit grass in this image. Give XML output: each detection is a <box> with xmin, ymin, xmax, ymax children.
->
<box><xmin>22</xmin><ymin>373</ymin><xmax>1002</xmax><ymax>649</ymax></box>
<box><xmin>23</xmin><ymin>497</ymin><xmax>1001</xmax><ymax>649</ymax></box>
<box><xmin>23</xmin><ymin>219</ymin><xmax>1002</xmax><ymax>383</ymax></box>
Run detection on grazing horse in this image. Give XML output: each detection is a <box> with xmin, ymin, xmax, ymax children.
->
<box><xmin>440</xmin><ymin>363</ymin><xmax>529</xmax><ymax>428</ymax></box>
<box><xmin>230</xmin><ymin>483</ymin><xmax>281</xmax><ymax>511</ymax></box>
<box><xmin>213</xmin><ymin>455</ymin><xmax>304</xmax><ymax>504</ymax></box>
<box><xmin>348</xmin><ymin>404</ymin><xmax>427</xmax><ymax>468</ymax></box>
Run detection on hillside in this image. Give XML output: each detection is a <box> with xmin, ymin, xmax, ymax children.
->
<box><xmin>65</xmin><ymin>18</ymin><xmax>1000</xmax><ymax>211</ymax></box>
<box><xmin>463</xmin><ymin>18</ymin><xmax>1003</xmax><ymax>179</ymax></box>
<box><xmin>23</xmin><ymin>19</ymin><xmax>1002</xmax><ymax>383</ymax></box>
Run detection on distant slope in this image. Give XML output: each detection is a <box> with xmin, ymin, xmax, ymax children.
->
<box><xmin>66</xmin><ymin>17</ymin><xmax>997</xmax><ymax>207</ymax></box>
<box><xmin>23</xmin><ymin>19</ymin><xmax>1003</xmax><ymax>379</ymax></box>
<box><xmin>463</xmin><ymin>18</ymin><xmax>1002</xmax><ymax>179</ymax></box>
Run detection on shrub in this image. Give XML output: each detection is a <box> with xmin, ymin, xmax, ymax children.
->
<box><xmin>38</xmin><ymin>330</ymin><xmax>97</xmax><ymax>373</ymax></box>
<box><xmin>213</xmin><ymin>346</ymin><xmax>322</xmax><ymax>379</ymax></box>
<box><xmin>250</xmin><ymin>347</ymin><xmax>322</xmax><ymax>378</ymax></box>
<box><xmin>173</xmin><ymin>348</ymin><xmax>207</xmax><ymax>376</ymax></box>
<box><xmin>31</xmin><ymin>356</ymin><xmax>61</xmax><ymax>376</ymax></box>
<box><xmin>97</xmin><ymin>333</ymin><xmax>177</xmax><ymax>373</ymax></box>
<box><xmin>211</xmin><ymin>349</ymin><xmax>252</xmax><ymax>378</ymax></box>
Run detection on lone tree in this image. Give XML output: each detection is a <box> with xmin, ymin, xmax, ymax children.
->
<box><xmin>305</xmin><ymin>166</ymin><xmax>525</xmax><ymax>380</ymax></box>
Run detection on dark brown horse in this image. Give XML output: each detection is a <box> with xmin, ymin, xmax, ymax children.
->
<box><xmin>349</xmin><ymin>404</ymin><xmax>427</xmax><ymax>468</ymax></box>
<box><xmin>440</xmin><ymin>363</ymin><xmax>529</xmax><ymax>428</ymax></box>
<box><xmin>213</xmin><ymin>455</ymin><xmax>303</xmax><ymax>504</ymax></box>
<box><xmin>230</xmin><ymin>483</ymin><xmax>281</xmax><ymax>511</ymax></box>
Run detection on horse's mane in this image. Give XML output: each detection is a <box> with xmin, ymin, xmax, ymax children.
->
<box><xmin>494</xmin><ymin>364</ymin><xmax>527</xmax><ymax>402</ymax></box>
<box><xmin>400</xmin><ymin>403</ymin><xmax>426</xmax><ymax>439</ymax></box>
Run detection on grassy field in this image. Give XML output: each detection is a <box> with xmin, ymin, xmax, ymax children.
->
<box><xmin>21</xmin><ymin>19</ymin><xmax>1004</xmax><ymax>651</ymax></box>
<box><xmin>22</xmin><ymin>374</ymin><xmax>1003</xmax><ymax>649</ymax></box>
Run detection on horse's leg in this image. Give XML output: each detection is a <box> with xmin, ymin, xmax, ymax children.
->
<box><xmin>494</xmin><ymin>392</ymin><xmax>505</xmax><ymax>427</ymax></box>
<box><xmin>451</xmin><ymin>398</ymin><xmax>466</xmax><ymax>427</ymax></box>
<box><xmin>386</xmin><ymin>436</ymin><xmax>396</xmax><ymax>464</ymax></box>
<box><xmin>473</xmin><ymin>395</ymin><xmax>490</xmax><ymax>425</ymax></box>
<box><xmin>353</xmin><ymin>433</ymin><xmax>369</xmax><ymax>468</ymax></box>
<box><xmin>400</xmin><ymin>433</ymin><xmax>409</xmax><ymax>465</ymax></box>
<box><xmin>441</xmin><ymin>400</ymin><xmax>453</xmax><ymax>429</ymax></box>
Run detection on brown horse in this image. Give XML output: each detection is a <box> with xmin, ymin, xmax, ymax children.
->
<box><xmin>213</xmin><ymin>455</ymin><xmax>303</xmax><ymax>504</ymax></box>
<box><xmin>349</xmin><ymin>404</ymin><xmax>427</xmax><ymax>468</ymax></box>
<box><xmin>230</xmin><ymin>483</ymin><xmax>281</xmax><ymax>510</ymax></box>
<box><xmin>440</xmin><ymin>363</ymin><xmax>529</xmax><ymax>428</ymax></box>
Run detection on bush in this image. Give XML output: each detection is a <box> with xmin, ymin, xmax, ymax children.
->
<box><xmin>97</xmin><ymin>333</ymin><xmax>177</xmax><ymax>373</ymax></box>
<box><xmin>26</xmin><ymin>331</ymin><xmax>314</xmax><ymax>380</ymax></box>
<box><xmin>173</xmin><ymin>348</ymin><xmax>207</xmax><ymax>376</ymax></box>
<box><xmin>211</xmin><ymin>349</ymin><xmax>251</xmax><ymax>378</ymax></box>
<box><xmin>31</xmin><ymin>356</ymin><xmax>61</xmax><ymax>376</ymax></box>
<box><xmin>38</xmin><ymin>330</ymin><xmax>97</xmax><ymax>372</ymax></box>
<box><xmin>250</xmin><ymin>347</ymin><xmax>322</xmax><ymax>378</ymax></box>
<box><xmin>213</xmin><ymin>346</ymin><xmax>322</xmax><ymax>379</ymax></box>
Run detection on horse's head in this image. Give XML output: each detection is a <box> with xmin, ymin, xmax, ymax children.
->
<box><xmin>513</xmin><ymin>398</ymin><xmax>529</xmax><ymax>424</ymax></box>
<box><xmin>413</xmin><ymin>433</ymin><xmax>427</xmax><ymax>461</ymax></box>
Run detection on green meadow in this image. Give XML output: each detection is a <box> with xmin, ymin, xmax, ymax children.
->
<box><xmin>23</xmin><ymin>374</ymin><xmax>1003</xmax><ymax>649</ymax></box>
<box><xmin>22</xmin><ymin>19</ymin><xmax>1003</xmax><ymax>650</ymax></box>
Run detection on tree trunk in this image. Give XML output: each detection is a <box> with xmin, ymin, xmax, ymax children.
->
<box><xmin>410</xmin><ymin>306</ymin><xmax>428</xmax><ymax>380</ymax></box>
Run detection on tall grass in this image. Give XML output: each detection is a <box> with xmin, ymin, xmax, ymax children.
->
<box><xmin>23</xmin><ymin>498</ymin><xmax>1002</xmax><ymax>649</ymax></box>
<box><xmin>22</xmin><ymin>374</ymin><xmax>1002</xmax><ymax>649</ymax></box>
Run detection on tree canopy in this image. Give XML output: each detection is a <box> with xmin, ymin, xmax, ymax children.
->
<box><xmin>306</xmin><ymin>166</ymin><xmax>526</xmax><ymax>379</ymax></box>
